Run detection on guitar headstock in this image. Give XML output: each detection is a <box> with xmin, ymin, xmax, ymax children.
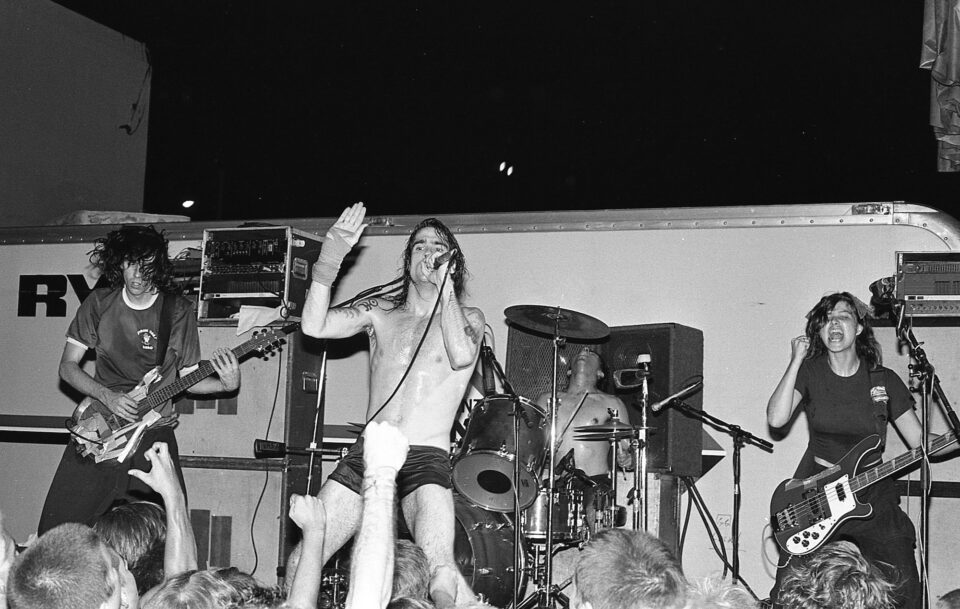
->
<box><xmin>249</xmin><ymin>323</ymin><xmax>299</xmax><ymax>359</ymax></box>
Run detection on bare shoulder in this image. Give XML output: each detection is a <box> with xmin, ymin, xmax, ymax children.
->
<box><xmin>353</xmin><ymin>296</ymin><xmax>394</xmax><ymax>316</ymax></box>
<box><xmin>462</xmin><ymin>305</ymin><xmax>485</xmax><ymax>326</ymax></box>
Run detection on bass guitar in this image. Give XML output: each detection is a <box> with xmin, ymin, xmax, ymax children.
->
<box><xmin>69</xmin><ymin>323</ymin><xmax>297</xmax><ymax>463</ymax></box>
<box><xmin>770</xmin><ymin>430</ymin><xmax>957</xmax><ymax>556</ymax></box>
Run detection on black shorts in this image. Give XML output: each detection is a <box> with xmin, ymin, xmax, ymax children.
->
<box><xmin>327</xmin><ymin>436</ymin><xmax>452</xmax><ymax>499</ymax></box>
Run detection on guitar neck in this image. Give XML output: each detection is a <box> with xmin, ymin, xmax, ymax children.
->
<box><xmin>134</xmin><ymin>325</ymin><xmax>293</xmax><ymax>417</ymax></box>
<box><xmin>850</xmin><ymin>431</ymin><xmax>958</xmax><ymax>493</ymax></box>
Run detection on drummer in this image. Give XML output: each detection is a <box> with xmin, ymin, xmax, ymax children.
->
<box><xmin>536</xmin><ymin>347</ymin><xmax>631</xmax><ymax>533</ymax></box>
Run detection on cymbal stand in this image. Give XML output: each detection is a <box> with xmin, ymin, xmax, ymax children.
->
<box><xmin>634</xmin><ymin>355</ymin><xmax>651</xmax><ymax>530</ymax></box>
<box><xmin>514</xmin><ymin>306</ymin><xmax>566</xmax><ymax>609</ymax></box>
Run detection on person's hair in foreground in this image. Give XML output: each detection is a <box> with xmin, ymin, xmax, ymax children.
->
<box><xmin>5</xmin><ymin>523</ymin><xmax>115</xmax><ymax>609</ymax></box>
<box><xmin>94</xmin><ymin>500</ymin><xmax>167</xmax><ymax>595</ymax></box>
<box><xmin>683</xmin><ymin>575</ymin><xmax>758</xmax><ymax>609</ymax></box>
<box><xmin>777</xmin><ymin>541</ymin><xmax>896</xmax><ymax>609</ymax></box>
<box><xmin>141</xmin><ymin>567</ymin><xmax>283</xmax><ymax>609</ymax></box>
<box><xmin>938</xmin><ymin>589</ymin><xmax>960</xmax><ymax>609</ymax></box>
<box><xmin>573</xmin><ymin>528</ymin><xmax>687</xmax><ymax>609</ymax></box>
<box><xmin>392</xmin><ymin>538</ymin><xmax>431</xmax><ymax>601</ymax></box>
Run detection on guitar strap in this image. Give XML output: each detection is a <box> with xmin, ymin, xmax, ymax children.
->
<box><xmin>868</xmin><ymin>366</ymin><xmax>889</xmax><ymax>451</ymax></box>
<box><xmin>155</xmin><ymin>293</ymin><xmax>175</xmax><ymax>369</ymax></box>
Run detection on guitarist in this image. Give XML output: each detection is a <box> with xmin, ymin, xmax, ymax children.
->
<box><xmin>766</xmin><ymin>292</ymin><xmax>925</xmax><ymax>609</ymax></box>
<box><xmin>38</xmin><ymin>225</ymin><xmax>240</xmax><ymax>535</ymax></box>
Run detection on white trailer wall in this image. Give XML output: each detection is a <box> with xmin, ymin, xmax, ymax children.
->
<box><xmin>1</xmin><ymin>202</ymin><xmax>958</xmax><ymax>598</ymax></box>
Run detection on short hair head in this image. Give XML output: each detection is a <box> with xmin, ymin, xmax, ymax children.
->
<box><xmin>938</xmin><ymin>589</ymin><xmax>960</xmax><ymax>609</ymax></box>
<box><xmin>392</xmin><ymin>539</ymin><xmax>431</xmax><ymax>601</ymax></box>
<box><xmin>391</xmin><ymin>218</ymin><xmax>467</xmax><ymax>304</ymax></box>
<box><xmin>804</xmin><ymin>292</ymin><xmax>881</xmax><ymax>369</ymax></box>
<box><xmin>94</xmin><ymin>501</ymin><xmax>167</xmax><ymax>595</ymax></box>
<box><xmin>684</xmin><ymin>575</ymin><xmax>756</xmax><ymax>609</ymax></box>
<box><xmin>141</xmin><ymin>569</ymin><xmax>240</xmax><ymax>609</ymax></box>
<box><xmin>90</xmin><ymin>225</ymin><xmax>176</xmax><ymax>293</ymax></box>
<box><xmin>6</xmin><ymin>523</ymin><xmax>116</xmax><ymax>609</ymax></box>
<box><xmin>573</xmin><ymin>529</ymin><xmax>687</xmax><ymax>609</ymax></box>
<box><xmin>778</xmin><ymin>540</ymin><xmax>896</xmax><ymax>609</ymax></box>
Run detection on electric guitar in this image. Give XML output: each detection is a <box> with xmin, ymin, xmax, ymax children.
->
<box><xmin>69</xmin><ymin>323</ymin><xmax>297</xmax><ymax>463</ymax></box>
<box><xmin>770</xmin><ymin>430</ymin><xmax>957</xmax><ymax>556</ymax></box>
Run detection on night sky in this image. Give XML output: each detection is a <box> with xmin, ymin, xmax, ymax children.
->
<box><xmin>128</xmin><ymin>3</ymin><xmax>957</xmax><ymax>221</ymax></box>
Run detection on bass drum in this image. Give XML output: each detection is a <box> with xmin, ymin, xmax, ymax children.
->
<box><xmin>454</xmin><ymin>495</ymin><xmax>526</xmax><ymax>608</ymax></box>
<box><xmin>452</xmin><ymin>394</ymin><xmax>547</xmax><ymax>512</ymax></box>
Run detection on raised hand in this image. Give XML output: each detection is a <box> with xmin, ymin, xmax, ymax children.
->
<box><xmin>289</xmin><ymin>494</ymin><xmax>326</xmax><ymax>540</ymax></box>
<box><xmin>790</xmin><ymin>335</ymin><xmax>810</xmax><ymax>362</ymax></box>
<box><xmin>362</xmin><ymin>421</ymin><xmax>410</xmax><ymax>475</ymax></box>
<box><xmin>328</xmin><ymin>202</ymin><xmax>368</xmax><ymax>248</ymax></box>
<box><xmin>128</xmin><ymin>442</ymin><xmax>181</xmax><ymax>498</ymax></box>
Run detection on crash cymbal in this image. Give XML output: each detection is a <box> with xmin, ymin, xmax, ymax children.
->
<box><xmin>504</xmin><ymin>304</ymin><xmax>609</xmax><ymax>340</ymax></box>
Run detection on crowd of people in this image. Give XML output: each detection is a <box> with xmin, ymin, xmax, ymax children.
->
<box><xmin>6</xmin><ymin>420</ymin><xmax>953</xmax><ymax>609</ymax></box>
<box><xmin>1</xmin><ymin>208</ymin><xmax>958</xmax><ymax>608</ymax></box>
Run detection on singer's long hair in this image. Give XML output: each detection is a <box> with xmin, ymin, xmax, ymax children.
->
<box><xmin>387</xmin><ymin>218</ymin><xmax>468</xmax><ymax>306</ymax></box>
<box><xmin>804</xmin><ymin>292</ymin><xmax>882</xmax><ymax>369</ymax></box>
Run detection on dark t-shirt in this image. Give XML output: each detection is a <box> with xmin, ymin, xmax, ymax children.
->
<box><xmin>66</xmin><ymin>287</ymin><xmax>201</xmax><ymax>423</ymax></box>
<box><xmin>794</xmin><ymin>354</ymin><xmax>913</xmax><ymax>477</ymax></box>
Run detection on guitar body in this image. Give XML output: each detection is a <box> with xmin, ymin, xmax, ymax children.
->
<box><xmin>69</xmin><ymin>367</ymin><xmax>162</xmax><ymax>460</ymax></box>
<box><xmin>770</xmin><ymin>434</ymin><xmax>882</xmax><ymax>556</ymax></box>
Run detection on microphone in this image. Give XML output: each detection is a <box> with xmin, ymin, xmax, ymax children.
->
<box><xmin>431</xmin><ymin>248</ymin><xmax>459</xmax><ymax>270</ymax></box>
<box><xmin>649</xmin><ymin>380</ymin><xmax>703</xmax><ymax>413</ymax></box>
<box><xmin>613</xmin><ymin>353</ymin><xmax>651</xmax><ymax>389</ymax></box>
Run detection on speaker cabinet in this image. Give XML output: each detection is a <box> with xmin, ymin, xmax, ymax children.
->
<box><xmin>174</xmin><ymin>322</ymin><xmax>325</xmax><ymax>582</ymax></box>
<box><xmin>606</xmin><ymin>323</ymin><xmax>703</xmax><ymax>477</ymax></box>
<box><xmin>615</xmin><ymin>472</ymin><xmax>681</xmax><ymax>558</ymax></box>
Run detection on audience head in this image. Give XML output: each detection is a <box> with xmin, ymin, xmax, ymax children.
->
<box><xmin>5</xmin><ymin>522</ymin><xmax>137</xmax><ymax>609</ymax></box>
<box><xmin>387</xmin><ymin>598</ymin><xmax>436</xmax><ymax>609</ymax></box>
<box><xmin>937</xmin><ymin>589</ymin><xmax>960</xmax><ymax>609</ymax></box>
<box><xmin>392</xmin><ymin>539</ymin><xmax>431</xmax><ymax>601</ymax></box>
<box><xmin>777</xmin><ymin>540</ymin><xmax>895</xmax><ymax>609</ymax></box>
<box><xmin>573</xmin><ymin>529</ymin><xmax>687</xmax><ymax>609</ymax></box>
<box><xmin>141</xmin><ymin>567</ymin><xmax>282</xmax><ymax>609</ymax></box>
<box><xmin>94</xmin><ymin>500</ymin><xmax>166</xmax><ymax>595</ymax></box>
<box><xmin>683</xmin><ymin>576</ymin><xmax>757</xmax><ymax>609</ymax></box>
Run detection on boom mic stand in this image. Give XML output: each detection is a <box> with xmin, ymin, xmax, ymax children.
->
<box><xmin>663</xmin><ymin>395</ymin><xmax>772</xmax><ymax>582</ymax></box>
<box><xmin>888</xmin><ymin>304</ymin><xmax>960</xmax><ymax>609</ymax></box>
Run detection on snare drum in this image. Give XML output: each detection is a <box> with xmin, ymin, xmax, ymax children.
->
<box><xmin>452</xmin><ymin>394</ymin><xmax>547</xmax><ymax>512</ymax></box>
<box><xmin>521</xmin><ymin>487</ymin><xmax>584</xmax><ymax>543</ymax></box>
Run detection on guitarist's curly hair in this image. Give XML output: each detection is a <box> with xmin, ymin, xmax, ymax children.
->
<box><xmin>804</xmin><ymin>291</ymin><xmax>882</xmax><ymax>369</ymax></box>
<box><xmin>89</xmin><ymin>225</ymin><xmax>177</xmax><ymax>294</ymax></box>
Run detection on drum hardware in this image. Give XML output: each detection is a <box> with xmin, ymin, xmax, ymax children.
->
<box><xmin>504</xmin><ymin>304</ymin><xmax>609</xmax><ymax>609</ymax></box>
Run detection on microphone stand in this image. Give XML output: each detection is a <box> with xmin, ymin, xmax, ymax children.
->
<box><xmin>665</xmin><ymin>397</ymin><xmax>773</xmax><ymax>582</ymax></box>
<box><xmin>890</xmin><ymin>304</ymin><xmax>960</xmax><ymax>609</ymax></box>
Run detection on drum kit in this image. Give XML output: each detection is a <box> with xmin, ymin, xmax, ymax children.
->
<box><xmin>449</xmin><ymin>304</ymin><xmax>652</xmax><ymax>609</ymax></box>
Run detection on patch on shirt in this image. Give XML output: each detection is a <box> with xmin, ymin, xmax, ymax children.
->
<box><xmin>870</xmin><ymin>385</ymin><xmax>888</xmax><ymax>405</ymax></box>
<box><xmin>138</xmin><ymin>328</ymin><xmax>158</xmax><ymax>351</ymax></box>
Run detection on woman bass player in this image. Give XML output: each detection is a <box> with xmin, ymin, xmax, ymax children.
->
<box><xmin>766</xmin><ymin>292</ymin><xmax>944</xmax><ymax>609</ymax></box>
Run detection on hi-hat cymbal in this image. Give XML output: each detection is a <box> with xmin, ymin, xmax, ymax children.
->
<box><xmin>504</xmin><ymin>304</ymin><xmax>610</xmax><ymax>340</ymax></box>
<box><xmin>574</xmin><ymin>420</ymin><xmax>644</xmax><ymax>433</ymax></box>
